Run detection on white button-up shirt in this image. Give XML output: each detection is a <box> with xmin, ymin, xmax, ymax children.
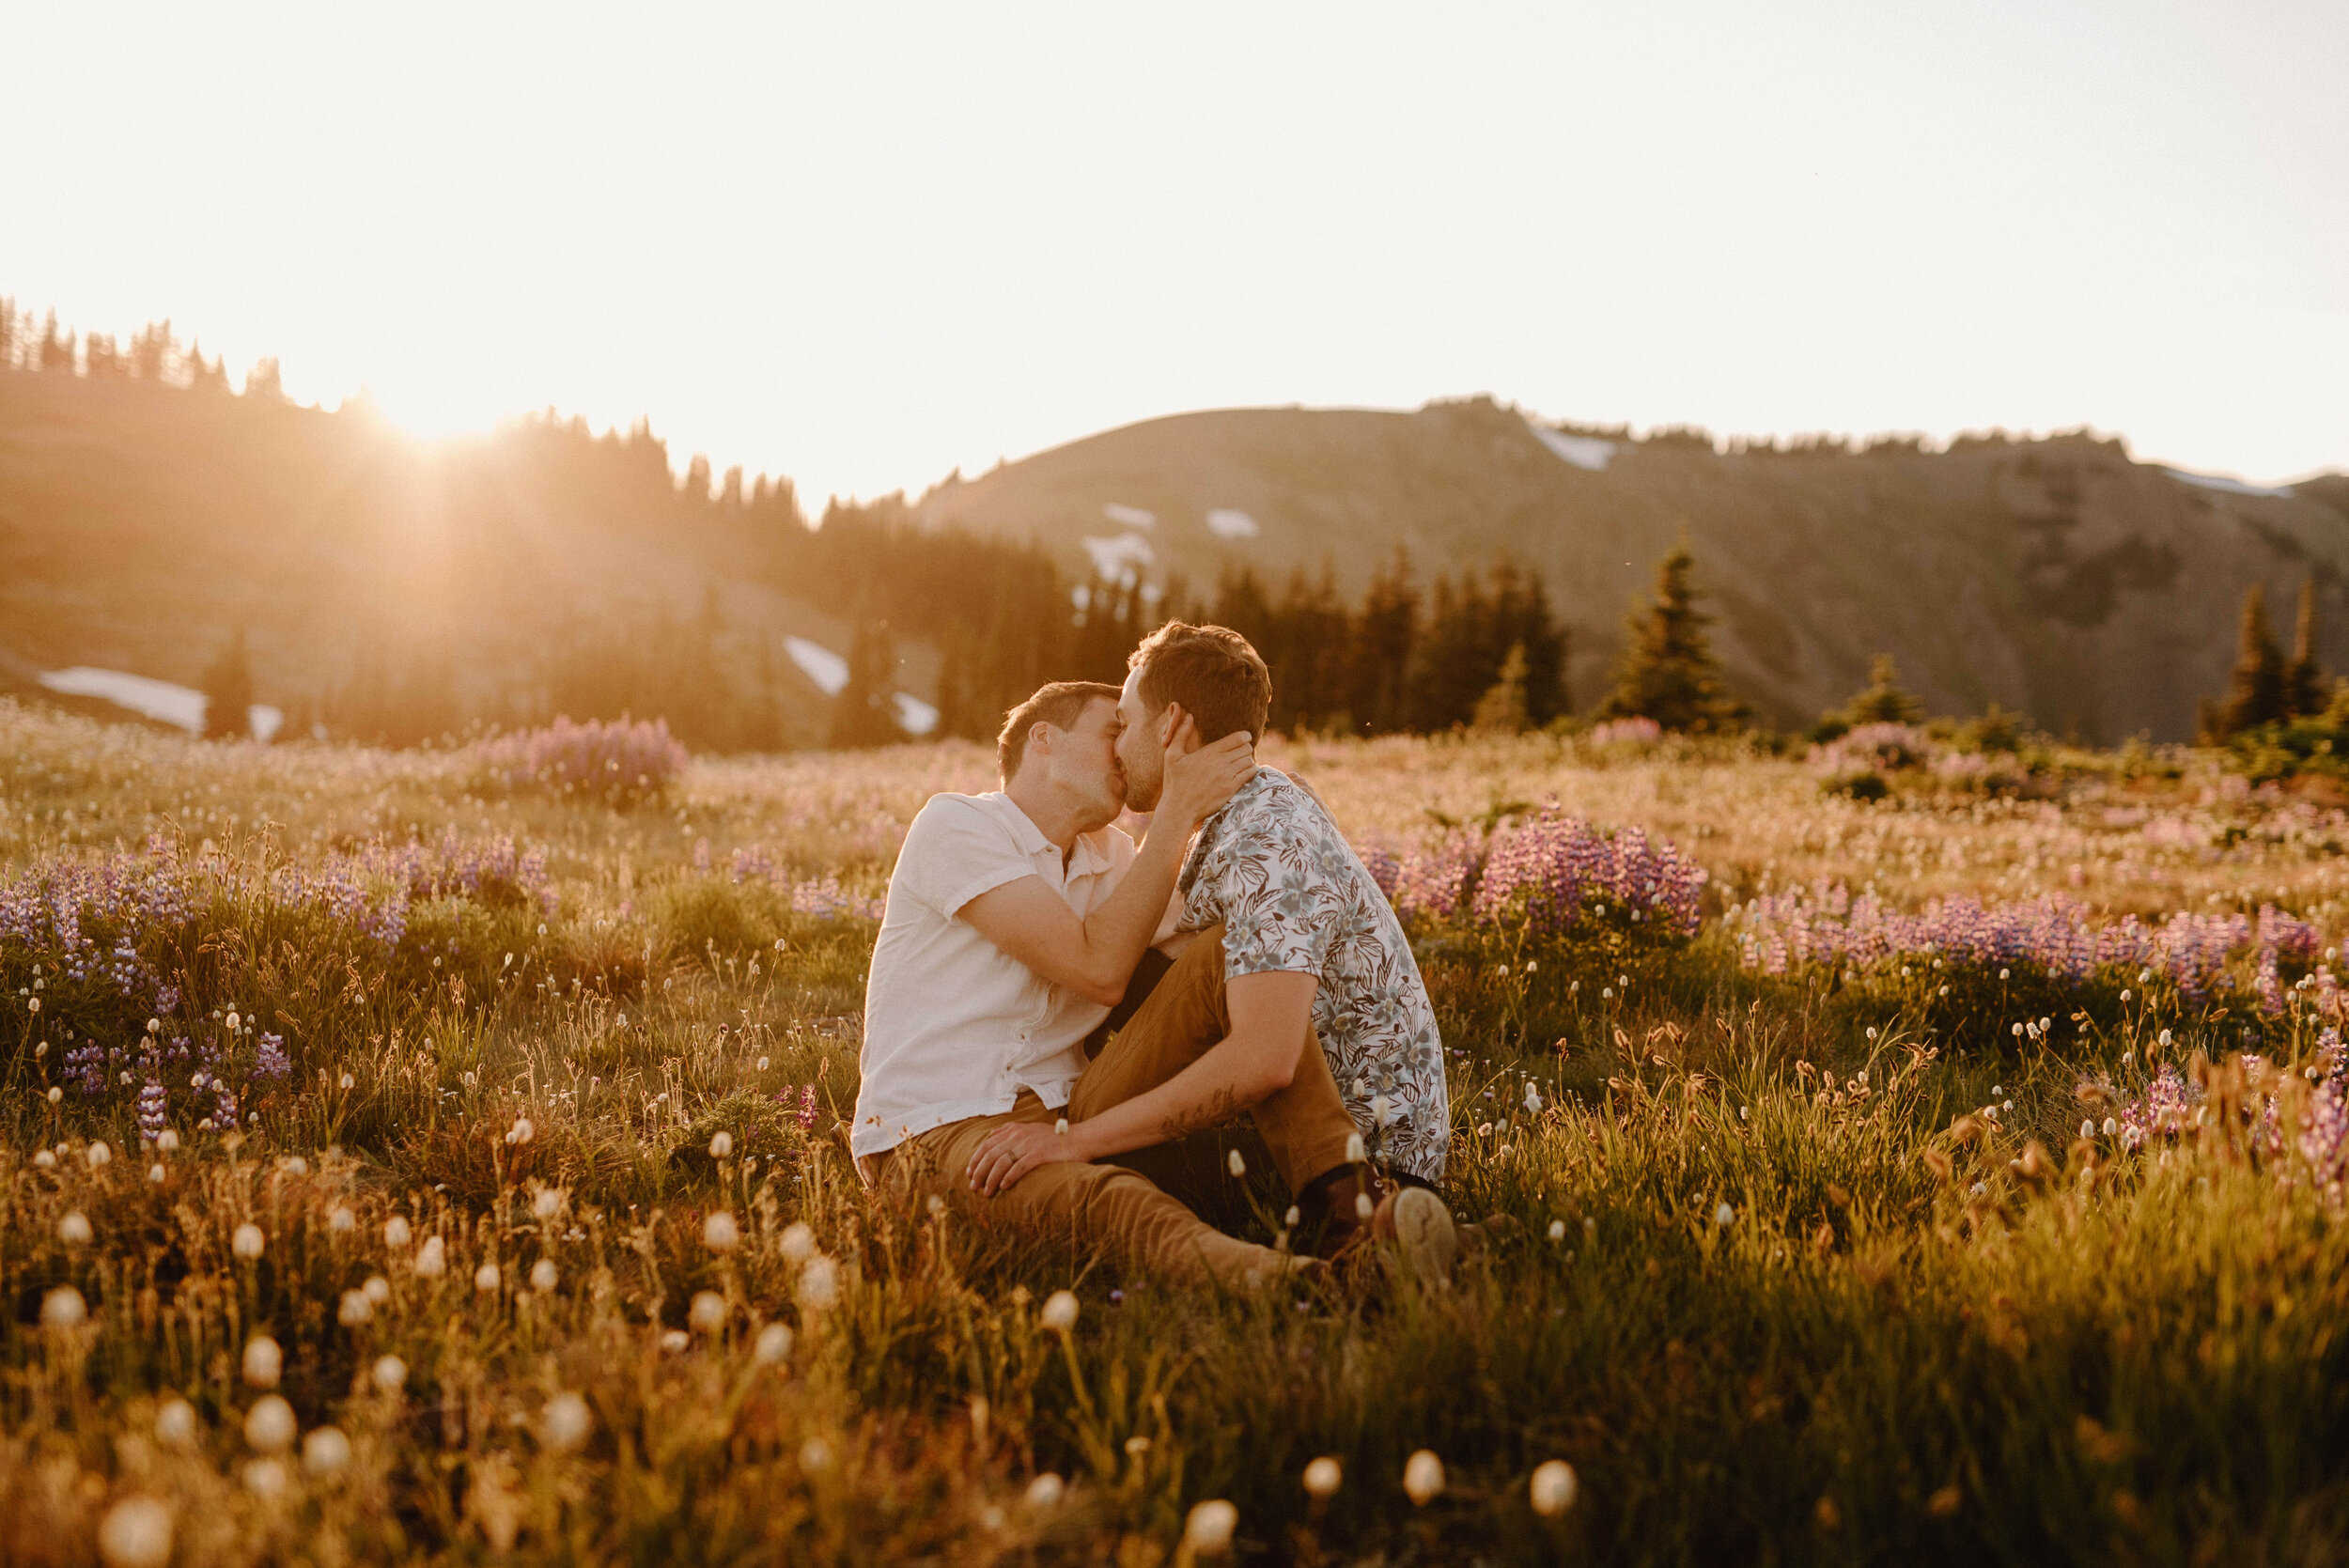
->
<box><xmin>852</xmin><ymin>791</ymin><xmax>1137</xmax><ymax>1160</ymax></box>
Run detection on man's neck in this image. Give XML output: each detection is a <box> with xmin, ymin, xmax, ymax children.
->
<box><xmin>1003</xmin><ymin>778</ymin><xmax>1086</xmax><ymax>862</ymax></box>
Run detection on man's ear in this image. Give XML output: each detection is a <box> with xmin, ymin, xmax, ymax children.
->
<box><xmin>1159</xmin><ymin>702</ymin><xmax>1187</xmax><ymax>746</ymax></box>
<box><xmin>1028</xmin><ymin>721</ymin><xmax>1054</xmax><ymax>762</ymax></box>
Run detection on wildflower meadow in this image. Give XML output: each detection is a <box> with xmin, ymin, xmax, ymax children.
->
<box><xmin>6</xmin><ymin>701</ymin><xmax>2349</xmax><ymax>1564</ymax></box>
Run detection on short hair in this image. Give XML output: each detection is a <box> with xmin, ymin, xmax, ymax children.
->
<box><xmin>1127</xmin><ymin>622</ymin><xmax>1271</xmax><ymax>744</ymax></box>
<box><xmin>996</xmin><ymin>681</ymin><xmax>1121</xmax><ymax>783</ymax></box>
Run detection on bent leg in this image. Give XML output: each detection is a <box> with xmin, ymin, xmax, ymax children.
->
<box><xmin>1066</xmin><ymin>925</ymin><xmax>1360</xmax><ymax>1195</ymax></box>
<box><xmin>880</xmin><ymin>1094</ymin><xmax>1293</xmax><ymax>1286</ymax></box>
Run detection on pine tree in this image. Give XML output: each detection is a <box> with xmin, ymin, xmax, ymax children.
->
<box><xmin>1487</xmin><ymin>558</ymin><xmax>1569</xmax><ymax>724</ymax></box>
<box><xmin>1600</xmin><ymin>545</ymin><xmax>1744</xmax><ymax>733</ymax></box>
<box><xmin>2284</xmin><ymin>578</ymin><xmax>2326</xmax><ymax>719</ymax></box>
<box><xmin>201</xmin><ymin>628</ymin><xmax>257</xmax><ymax>740</ymax></box>
<box><xmin>127</xmin><ymin>321</ymin><xmax>173</xmax><ymax>380</ymax></box>
<box><xmin>1268</xmin><ymin>565</ymin><xmax>1347</xmax><ymax>730</ymax></box>
<box><xmin>1345</xmin><ymin>547</ymin><xmax>1419</xmax><ymax>734</ymax></box>
<box><xmin>1470</xmin><ymin>643</ymin><xmax>1531</xmax><ymax>734</ymax></box>
<box><xmin>1408</xmin><ymin>571</ymin><xmax>1504</xmax><ymax>731</ymax></box>
<box><xmin>38</xmin><ymin>312</ymin><xmax>75</xmax><ymax>373</ymax></box>
<box><xmin>2206</xmin><ymin>584</ymin><xmax>2288</xmax><ymax>740</ymax></box>
<box><xmin>1828</xmin><ymin>655</ymin><xmax>1926</xmax><ymax>731</ymax></box>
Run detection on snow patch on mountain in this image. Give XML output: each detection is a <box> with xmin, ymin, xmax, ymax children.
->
<box><xmin>1081</xmin><ymin>533</ymin><xmax>1156</xmax><ymax>584</ymax></box>
<box><xmin>37</xmin><ymin>666</ymin><xmax>281</xmax><ymax>740</ymax></box>
<box><xmin>1102</xmin><ymin>503</ymin><xmax>1157</xmax><ymax>529</ymax></box>
<box><xmin>894</xmin><ymin>692</ymin><xmax>940</xmax><ymax>736</ymax></box>
<box><xmin>784</xmin><ymin>637</ymin><xmax>849</xmax><ymax>696</ymax></box>
<box><xmin>1526</xmin><ymin>419</ymin><xmax>1615</xmax><ymax>472</ymax></box>
<box><xmin>1205</xmin><ymin>507</ymin><xmax>1260</xmax><ymax>540</ymax></box>
<box><xmin>2161</xmin><ymin>467</ymin><xmax>2292</xmax><ymax>500</ymax></box>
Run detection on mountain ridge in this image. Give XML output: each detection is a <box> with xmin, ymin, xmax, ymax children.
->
<box><xmin>917</xmin><ymin>396</ymin><xmax>2349</xmax><ymax>740</ymax></box>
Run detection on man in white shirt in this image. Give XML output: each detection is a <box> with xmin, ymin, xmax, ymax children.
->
<box><xmin>854</xmin><ymin>677</ymin><xmax>1428</xmax><ymax>1284</ymax></box>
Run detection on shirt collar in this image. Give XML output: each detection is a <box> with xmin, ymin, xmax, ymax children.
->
<box><xmin>1182</xmin><ymin>766</ymin><xmax>1283</xmax><ymax>888</ymax></box>
<box><xmin>988</xmin><ymin>791</ymin><xmax>1115</xmax><ymax>877</ymax></box>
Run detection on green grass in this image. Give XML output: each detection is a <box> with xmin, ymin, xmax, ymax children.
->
<box><xmin>4</xmin><ymin>702</ymin><xmax>2348</xmax><ymax>1563</ymax></box>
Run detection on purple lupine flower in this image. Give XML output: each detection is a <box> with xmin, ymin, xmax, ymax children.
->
<box><xmin>798</xmin><ymin>1084</ymin><xmax>819</xmax><ymax>1131</ymax></box>
<box><xmin>66</xmin><ymin>1040</ymin><xmax>106</xmax><ymax>1097</ymax></box>
<box><xmin>1373</xmin><ymin>809</ymin><xmax>1706</xmax><ymax>944</ymax></box>
<box><xmin>2116</xmin><ymin>1063</ymin><xmax>2199</xmax><ymax>1151</ymax></box>
<box><xmin>728</xmin><ymin>848</ymin><xmax>885</xmax><ymax>922</ymax></box>
<box><xmin>253</xmin><ymin>1032</ymin><xmax>290</xmax><ymax>1079</ymax></box>
<box><xmin>137</xmin><ymin>1079</ymin><xmax>169</xmax><ymax>1141</ymax></box>
<box><xmin>474</xmin><ymin>716</ymin><xmax>689</xmax><ymax>799</ymax></box>
<box><xmin>1735</xmin><ymin>882</ymin><xmax>2317</xmax><ymax>1014</ymax></box>
<box><xmin>1808</xmin><ymin>722</ymin><xmax>1933</xmax><ymax>774</ymax></box>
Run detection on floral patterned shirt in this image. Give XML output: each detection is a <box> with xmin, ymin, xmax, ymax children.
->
<box><xmin>1174</xmin><ymin>768</ymin><xmax>1450</xmax><ymax>1181</ymax></box>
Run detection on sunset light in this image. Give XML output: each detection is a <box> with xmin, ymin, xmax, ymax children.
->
<box><xmin>7</xmin><ymin>6</ymin><xmax>2349</xmax><ymax>1560</ymax></box>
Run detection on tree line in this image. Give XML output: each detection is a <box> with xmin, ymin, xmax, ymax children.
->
<box><xmin>2199</xmin><ymin>581</ymin><xmax>2333</xmax><ymax>742</ymax></box>
<box><xmin>0</xmin><ymin>298</ymin><xmax>249</xmax><ymax>392</ymax></box>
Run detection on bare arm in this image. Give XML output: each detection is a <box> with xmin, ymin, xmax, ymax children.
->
<box><xmin>966</xmin><ymin>970</ymin><xmax>1318</xmax><ymax>1195</ymax></box>
<box><xmin>959</xmin><ymin>722</ymin><xmax>1252</xmax><ymax>1005</ymax></box>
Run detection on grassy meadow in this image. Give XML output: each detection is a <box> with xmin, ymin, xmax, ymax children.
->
<box><xmin>6</xmin><ymin>700</ymin><xmax>2349</xmax><ymax>1564</ymax></box>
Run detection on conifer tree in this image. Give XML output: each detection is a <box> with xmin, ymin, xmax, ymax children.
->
<box><xmin>1268</xmin><ymin>565</ymin><xmax>1347</xmax><ymax>730</ymax></box>
<box><xmin>200</xmin><ymin>628</ymin><xmax>257</xmax><ymax>740</ymax></box>
<box><xmin>1820</xmin><ymin>655</ymin><xmax>1925</xmax><ymax>735</ymax></box>
<box><xmin>1600</xmin><ymin>545</ymin><xmax>1744</xmax><ymax>733</ymax></box>
<box><xmin>1486</xmin><ymin>558</ymin><xmax>1568</xmax><ymax>724</ymax></box>
<box><xmin>1345</xmin><ymin>547</ymin><xmax>1419</xmax><ymax>734</ymax></box>
<box><xmin>1470</xmin><ymin>643</ymin><xmax>1531</xmax><ymax>734</ymax></box>
<box><xmin>1408</xmin><ymin>572</ymin><xmax>1501</xmax><ymax>731</ymax></box>
<box><xmin>2284</xmin><ymin>578</ymin><xmax>2326</xmax><ymax>719</ymax></box>
<box><xmin>127</xmin><ymin>321</ymin><xmax>173</xmax><ymax>380</ymax></box>
<box><xmin>2204</xmin><ymin>584</ymin><xmax>2288</xmax><ymax>741</ymax></box>
<box><xmin>38</xmin><ymin>312</ymin><xmax>75</xmax><ymax>372</ymax></box>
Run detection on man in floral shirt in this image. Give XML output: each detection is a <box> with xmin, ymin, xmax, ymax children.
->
<box><xmin>1112</xmin><ymin>623</ymin><xmax>1453</xmax><ymax>1234</ymax></box>
<box><xmin>1168</xmin><ymin>763</ymin><xmax>1452</xmax><ymax>1184</ymax></box>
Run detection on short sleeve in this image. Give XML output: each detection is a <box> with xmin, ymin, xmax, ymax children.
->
<box><xmin>893</xmin><ymin>799</ymin><xmax>1040</xmax><ymax>920</ymax></box>
<box><xmin>1211</xmin><ymin>814</ymin><xmax>1342</xmax><ymax>980</ymax></box>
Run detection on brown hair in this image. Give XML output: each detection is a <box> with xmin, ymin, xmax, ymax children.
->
<box><xmin>996</xmin><ymin>681</ymin><xmax>1121</xmax><ymax>783</ymax></box>
<box><xmin>1127</xmin><ymin>622</ymin><xmax>1271</xmax><ymax>744</ymax></box>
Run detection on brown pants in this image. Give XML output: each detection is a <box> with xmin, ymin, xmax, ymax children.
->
<box><xmin>869</xmin><ymin>925</ymin><xmax>1359</xmax><ymax>1284</ymax></box>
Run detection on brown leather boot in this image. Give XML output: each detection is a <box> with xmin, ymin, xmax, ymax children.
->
<box><xmin>1298</xmin><ymin>1164</ymin><xmax>1387</xmax><ymax>1261</ymax></box>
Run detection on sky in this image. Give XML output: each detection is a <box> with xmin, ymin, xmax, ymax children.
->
<box><xmin>5</xmin><ymin>1</ymin><xmax>2344</xmax><ymax>506</ymax></box>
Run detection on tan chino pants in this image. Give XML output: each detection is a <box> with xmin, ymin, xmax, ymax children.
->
<box><xmin>868</xmin><ymin>925</ymin><xmax>1359</xmax><ymax>1284</ymax></box>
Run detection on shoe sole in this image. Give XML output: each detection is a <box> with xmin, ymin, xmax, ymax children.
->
<box><xmin>1389</xmin><ymin>1188</ymin><xmax>1458</xmax><ymax>1283</ymax></box>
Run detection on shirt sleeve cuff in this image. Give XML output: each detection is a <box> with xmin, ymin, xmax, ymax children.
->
<box><xmin>943</xmin><ymin>868</ymin><xmax>1037</xmax><ymax>921</ymax></box>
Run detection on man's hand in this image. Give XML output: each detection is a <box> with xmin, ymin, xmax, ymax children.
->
<box><xmin>1157</xmin><ymin>714</ymin><xmax>1255</xmax><ymax>831</ymax></box>
<box><xmin>966</xmin><ymin>1118</ymin><xmax>1089</xmax><ymax>1197</ymax></box>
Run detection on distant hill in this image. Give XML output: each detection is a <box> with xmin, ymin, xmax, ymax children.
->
<box><xmin>0</xmin><ymin>367</ymin><xmax>935</xmax><ymax>747</ymax></box>
<box><xmin>920</xmin><ymin>396</ymin><xmax>2349</xmax><ymax>740</ymax></box>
